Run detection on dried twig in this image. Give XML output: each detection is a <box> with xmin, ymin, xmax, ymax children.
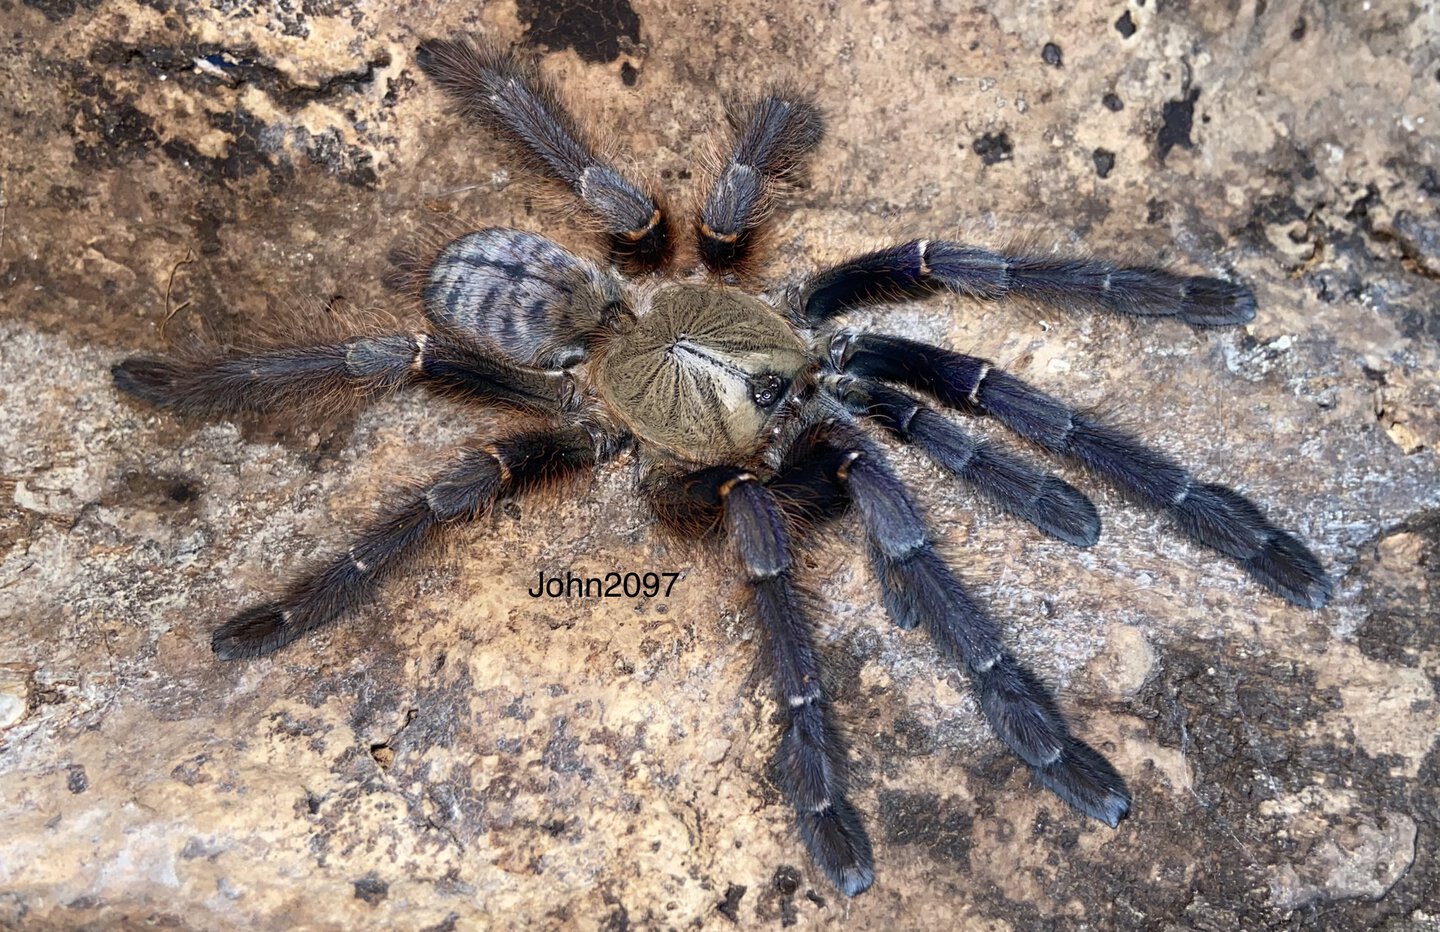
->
<box><xmin>160</xmin><ymin>249</ymin><xmax>197</xmax><ymax>337</ymax></box>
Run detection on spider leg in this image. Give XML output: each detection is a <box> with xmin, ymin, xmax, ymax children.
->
<box><xmin>213</xmin><ymin>425</ymin><xmax>605</xmax><ymax>659</ymax></box>
<box><xmin>797</xmin><ymin>239</ymin><xmax>1255</xmax><ymax>327</ymax></box>
<box><xmin>787</xmin><ymin>419</ymin><xmax>1132</xmax><ymax>827</ymax></box>
<box><xmin>113</xmin><ymin>333</ymin><xmax>420</xmax><ymax>417</ymax></box>
<box><xmin>113</xmin><ymin>327</ymin><xmax>569</xmax><ymax>418</ymax></box>
<box><xmin>643</xmin><ymin>465</ymin><xmax>875</xmax><ymax>896</ymax></box>
<box><xmin>405</xmin><ymin>327</ymin><xmax>575</xmax><ymax>411</ymax></box>
<box><xmin>639</xmin><ymin>463</ymin><xmax>734</xmax><ymax>539</ymax></box>
<box><xmin>723</xmin><ymin>472</ymin><xmax>875</xmax><ymax>896</ymax></box>
<box><xmin>697</xmin><ymin>88</ymin><xmax>824</xmax><ymax>274</ymax></box>
<box><xmin>831</xmin><ymin>331</ymin><xmax>1333</xmax><ymax>608</ymax></box>
<box><xmin>416</xmin><ymin>38</ymin><xmax>673</xmax><ymax>271</ymax></box>
<box><xmin>827</xmin><ymin>375</ymin><xmax>1100</xmax><ymax>546</ymax></box>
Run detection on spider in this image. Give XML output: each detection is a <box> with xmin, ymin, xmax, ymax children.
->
<box><xmin>112</xmin><ymin>37</ymin><xmax>1332</xmax><ymax>897</ymax></box>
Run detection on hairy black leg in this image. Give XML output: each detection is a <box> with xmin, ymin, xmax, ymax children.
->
<box><xmin>113</xmin><ymin>334</ymin><xmax>422</xmax><ymax>417</ymax></box>
<box><xmin>697</xmin><ymin>88</ymin><xmax>824</xmax><ymax>274</ymax></box>
<box><xmin>793</xmin><ymin>420</ymin><xmax>1131</xmax><ymax>827</ymax></box>
<box><xmin>769</xmin><ymin>438</ymin><xmax>854</xmax><ymax>528</ymax></box>
<box><xmin>114</xmin><ymin>328</ymin><xmax>569</xmax><ymax>418</ymax></box>
<box><xmin>213</xmin><ymin>427</ymin><xmax>602</xmax><ymax>659</ymax></box>
<box><xmin>643</xmin><ymin>451</ymin><xmax>852</xmax><ymax>540</ymax></box>
<box><xmin>718</xmin><ymin>471</ymin><xmax>874</xmax><ymax>896</ymax></box>
<box><xmin>797</xmin><ymin>240</ymin><xmax>1255</xmax><ymax>327</ymax></box>
<box><xmin>832</xmin><ymin>332</ymin><xmax>1332</xmax><ymax>607</ymax></box>
<box><xmin>416</xmin><ymin>39</ymin><xmax>672</xmax><ymax>270</ymax></box>
<box><xmin>408</xmin><ymin>328</ymin><xmax>574</xmax><ymax>411</ymax></box>
<box><xmin>417</xmin><ymin>229</ymin><xmax>628</xmax><ymax>369</ymax></box>
<box><xmin>828</xmin><ymin>375</ymin><xmax>1099</xmax><ymax>546</ymax></box>
<box><xmin>639</xmin><ymin>464</ymin><xmax>735</xmax><ymax>539</ymax></box>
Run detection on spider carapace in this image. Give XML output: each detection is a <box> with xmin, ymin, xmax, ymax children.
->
<box><xmin>112</xmin><ymin>37</ymin><xmax>1331</xmax><ymax>896</ymax></box>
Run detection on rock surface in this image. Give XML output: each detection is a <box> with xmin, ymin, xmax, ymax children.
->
<box><xmin>1</xmin><ymin>1</ymin><xmax>1437</xmax><ymax>929</ymax></box>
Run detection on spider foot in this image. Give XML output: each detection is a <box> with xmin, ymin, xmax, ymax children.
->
<box><xmin>112</xmin><ymin>357</ymin><xmax>183</xmax><ymax>407</ymax></box>
<box><xmin>973</xmin><ymin>652</ymin><xmax>1131</xmax><ymax>826</ymax></box>
<box><xmin>797</xmin><ymin>797</ymin><xmax>876</xmax><ymax>897</ymax></box>
<box><xmin>1009</xmin><ymin>474</ymin><xmax>1102</xmax><ymax>547</ymax></box>
<box><xmin>213</xmin><ymin>602</ymin><xmax>293</xmax><ymax>660</ymax></box>
<box><xmin>1169</xmin><ymin>482</ymin><xmax>1332</xmax><ymax>608</ymax></box>
<box><xmin>1243</xmin><ymin>529</ymin><xmax>1334</xmax><ymax>609</ymax></box>
<box><xmin>1034</xmin><ymin>736</ymin><xmax>1132</xmax><ymax>828</ymax></box>
<box><xmin>1178</xmin><ymin>276</ymin><xmax>1257</xmax><ymax>327</ymax></box>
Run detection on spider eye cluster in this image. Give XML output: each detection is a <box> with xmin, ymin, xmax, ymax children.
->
<box><xmin>750</xmin><ymin>373</ymin><xmax>789</xmax><ymax>408</ymax></box>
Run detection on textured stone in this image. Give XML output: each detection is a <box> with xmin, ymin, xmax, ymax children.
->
<box><xmin>1</xmin><ymin>1</ymin><xmax>1437</xmax><ymax>929</ymax></box>
<box><xmin>1267</xmin><ymin>810</ymin><xmax>1417</xmax><ymax>909</ymax></box>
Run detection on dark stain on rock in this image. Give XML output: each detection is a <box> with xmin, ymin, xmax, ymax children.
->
<box><xmin>394</xmin><ymin>682</ymin><xmax>472</xmax><ymax>754</ymax></box>
<box><xmin>972</xmin><ymin>131</ymin><xmax>1014</xmax><ymax>166</ymax></box>
<box><xmin>716</xmin><ymin>883</ymin><xmax>746</xmax><ymax>923</ymax></box>
<box><xmin>178</xmin><ymin>837</ymin><xmax>225</xmax><ymax>861</ymax></box>
<box><xmin>1240</xmin><ymin>190</ymin><xmax>1309</xmax><ymax>250</ymax></box>
<box><xmin>878</xmin><ymin>790</ymin><xmax>973</xmax><ymax>864</ymax></box>
<box><xmin>1310</xmin><ymin>175</ymin><xmax>1440</xmax><ymax>341</ymax></box>
<box><xmin>69</xmin><ymin>72</ymin><xmax>161</xmax><ymax>169</ymax></box>
<box><xmin>190</xmin><ymin>195</ymin><xmax>232</xmax><ymax>257</ymax></box>
<box><xmin>1115</xmin><ymin>11</ymin><xmax>1137</xmax><ymax>38</ymax></box>
<box><xmin>599</xmin><ymin>889</ymin><xmax>630</xmax><ymax>931</ymax></box>
<box><xmin>953</xmin><ymin>627</ymin><xmax>1435</xmax><ymax>929</ymax></box>
<box><xmin>517</xmin><ymin>0</ymin><xmax>642</xmax><ymax>64</ymax></box>
<box><xmin>502</xmin><ymin>694</ymin><xmax>533</xmax><ymax>722</ymax></box>
<box><xmin>300</xmin><ymin>126</ymin><xmax>377</xmax><ymax>187</ymax></box>
<box><xmin>352</xmin><ymin>873</ymin><xmax>388</xmax><ymax>905</ymax></box>
<box><xmin>173</xmin><ymin>107</ymin><xmax>291</xmax><ymax>187</ymax></box>
<box><xmin>1093</xmin><ymin>148</ymin><xmax>1116</xmax><ymax>178</ymax></box>
<box><xmin>89</xmin><ymin>42</ymin><xmax>389</xmax><ymax>111</ymax></box>
<box><xmin>170</xmin><ymin>754</ymin><xmax>212</xmax><ymax>787</ymax></box>
<box><xmin>871</xmin><ymin>715</ymin><xmax>939</xmax><ymax>774</ymax></box>
<box><xmin>67</xmin><ymin>51</ymin><xmax>380</xmax><ymax>189</ymax></box>
<box><xmin>1133</xmin><ymin>646</ymin><xmax>1431</xmax><ymax>924</ymax></box>
<box><xmin>1390</xmin><ymin>209</ymin><xmax>1440</xmax><ymax>277</ymax></box>
<box><xmin>541</xmin><ymin>816</ymin><xmax>572</xmax><ymax>837</ymax></box>
<box><xmin>543</xmin><ymin>717</ymin><xmax>592</xmax><ymax>778</ymax></box>
<box><xmin>1157</xmin><ymin>87</ymin><xmax>1201</xmax><ymax>163</ymax></box>
<box><xmin>765</xmin><ymin>865</ymin><xmax>803</xmax><ymax>926</ymax></box>
<box><xmin>66</xmin><ymin>68</ymin><xmax>287</xmax><ymax>189</ymax></box>
<box><xmin>167</xmin><ymin>480</ymin><xmax>200</xmax><ymax>503</ymax></box>
<box><xmin>112</xmin><ymin>41</ymin><xmax>380</xmax><ymax>103</ymax></box>
<box><xmin>420</xmin><ymin>914</ymin><xmax>460</xmax><ymax>932</ymax></box>
<box><xmin>112</xmin><ymin>471</ymin><xmax>205</xmax><ymax>512</ymax></box>
<box><xmin>1144</xmin><ymin>651</ymin><xmax>1333</xmax><ymax>806</ymax></box>
<box><xmin>1354</xmin><ymin>511</ymin><xmax>1440</xmax><ymax>681</ymax></box>
<box><xmin>21</xmin><ymin>0</ymin><xmax>100</xmax><ymax>22</ymax></box>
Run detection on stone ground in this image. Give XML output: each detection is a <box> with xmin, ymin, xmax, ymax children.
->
<box><xmin>1</xmin><ymin>0</ymin><xmax>1437</xmax><ymax>929</ymax></box>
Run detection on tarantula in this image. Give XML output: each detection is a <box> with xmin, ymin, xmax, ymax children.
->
<box><xmin>112</xmin><ymin>38</ymin><xmax>1331</xmax><ymax>897</ymax></box>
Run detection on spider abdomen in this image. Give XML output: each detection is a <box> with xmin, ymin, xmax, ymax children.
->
<box><xmin>595</xmin><ymin>283</ymin><xmax>812</xmax><ymax>463</ymax></box>
<box><xmin>423</xmin><ymin>228</ymin><xmax>624</xmax><ymax>368</ymax></box>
